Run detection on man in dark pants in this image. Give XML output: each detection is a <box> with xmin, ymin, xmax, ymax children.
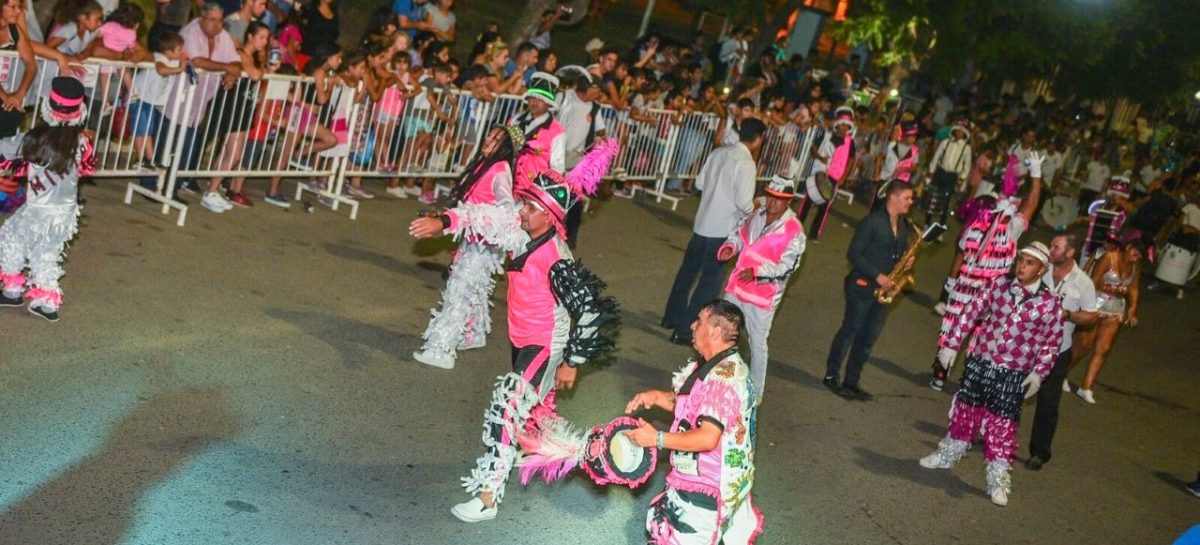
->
<box><xmin>823</xmin><ymin>182</ymin><xmax>914</xmax><ymax>400</ymax></box>
<box><xmin>1027</xmin><ymin>232</ymin><xmax>1096</xmax><ymax>470</ymax></box>
<box><xmin>662</xmin><ymin>118</ymin><xmax>766</xmax><ymax>345</ymax></box>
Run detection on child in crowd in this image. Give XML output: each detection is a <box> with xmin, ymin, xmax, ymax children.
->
<box><xmin>0</xmin><ymin>77</ymin><xmax>94</xmax><ymax>322</ymax></box>
<box><xmin>293</xmin><ymin>44</ymin><xmax>343</xmax><ymax>179</ymax></box>
<box><xmin>277</xmin><ymin>5</ymin><xmax>306</xmax><ymax>71</ymax></box>
<box><xmin>399</xmin><ymin>62</ymin><xmax>454</xmax><ymax>204</ymax></box>
<box><xmin>245</xmin><ymin>65</ymin><xmax>300</xmax><ymax>207</ymax></box>
<box><xmin>93</xmin><ymin>3</ymin><xmax>149</xmax><ymax>110</ymax></box>
<box><xmin>129</xmin><ymin>31</ymin><xmax>186</xmax><ymax>171</ymax></box>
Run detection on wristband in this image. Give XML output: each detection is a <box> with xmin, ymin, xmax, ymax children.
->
<box><xmin>440</xmin><ymin>214</ymin><xmax>451</xmax><ymax>229</ymax></box>
<box><xmin>655</xmin><ymin>431</ymin><xmax>664</xmax><ymax>449</ymax></box>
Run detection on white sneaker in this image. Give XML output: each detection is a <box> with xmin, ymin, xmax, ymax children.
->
<box><xmin>990</xmin><ymin>487</ymin><xmax>1009</xmax><ymax>506</ymax></box>
<box><xmin>385</xmin><ymin>186</ymin><xmax>408</xmax><ymax>199</ymax></box>
<box><xmin>1062</xmin><ymin>379</ymin><xmax>1071</xmax><ymax>393</ymax></box>
<box><xmin>450</xmin><ymin>497</ymin><xmax>497</xmax><ymax>523</ymax></box>
<box><xmin>201</xmin><ymin>192</ymin><xmax>230</xmax><ymax>213</ymax></box>
<box><xmin>919</xmin><ymin>452</ymin><xmax>955</xmax><ymax>469</ymax></box>
<box><xmin>413</xmin><ymin>349</ymin><xmax>455</xmax><ymax>369</ymax></box>
<box><xmin>404</xmin><ymin>185</ymin><xmax>422</xmax><ymax>196</ymax></box>
<box><xmin>1076</xmin><ymin>388</ymin><xmax>1096</xmax><ymax>404</ymax></box>
<box><xmin>933</xmin><ymin>302</ymin><xmax>947</xmax><ymax>316</ymax></box>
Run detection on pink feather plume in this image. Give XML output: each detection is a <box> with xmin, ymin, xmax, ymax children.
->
<box><xmin>565</xmin><ymin>138</ymin><xmax>618</xmax><ymax>197</ymax></box>
<box><xmin>1001</xmin><ymin>153</ymin><xmax>1020</xmax><ymax>197</ymax></box>
<box><xmin>516</xmin><ymin>403</ymin><xmax>588</xmax><ymax>485</ymax></box>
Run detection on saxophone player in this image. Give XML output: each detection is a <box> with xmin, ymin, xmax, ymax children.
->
<box><xmin>822</xmin><ymin>182</ymin><xmax>916</xmax><ymax>401</ymax></box>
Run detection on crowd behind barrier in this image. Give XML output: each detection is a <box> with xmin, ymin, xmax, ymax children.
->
<box><xmin>1</xmin><ymin>52</ymin><xmax>838</xmax><ymax>225</ymax></box>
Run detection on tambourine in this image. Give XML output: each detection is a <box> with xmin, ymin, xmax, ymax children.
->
<box><xmin>519</xmin><ymin>413</ymin><xmax>658</xmax><ymax>489</ymax></box>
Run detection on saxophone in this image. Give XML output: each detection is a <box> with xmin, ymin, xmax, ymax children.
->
<box><xmin>875</xmin><ymin>224</ymin><xmax>925</xmax><ymax>304</ymax></box>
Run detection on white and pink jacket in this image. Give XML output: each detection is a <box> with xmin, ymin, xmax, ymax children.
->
<box><xmin>720</xmin><ymin>208</ymin><xmax>806</xmax><ymax>310</ymax></box>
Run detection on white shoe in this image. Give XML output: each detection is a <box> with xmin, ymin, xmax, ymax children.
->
<box><xmin>933</xmin><ymin>302</ymin><xmax>947</xmax><ymax>316</ymax></box>
<box><xmin>919</xmin><ymin>452</ymin><xmax>955</xmax><ymax>469</ymax></box>
<box><xmin>1062</xmin><ymin>379</ymin><xmax>1071</xmax><ymax>393</ymax></box>
<box><xmin>404</xmin><ymin>185</ymin><xmax>422</xmax><ymax>196</ymax></box>
<box><xmin>385</xmin><ymin>186</ymin><xmax>408</xmax><ymax>199</ymax></box>
<box><xmin>413</xmin><ymin>349</ymin><xmax>455</xmax><ymax>369</ymax></box>
<box><xmin>450</xmin><ymin>497</ymin><xmax>497</xmax><ymax>523</ymax></box>
<box><xmin>990</xmin><ymin>487</ymin><xmax>1009</xmax><ymax>506</ymax></box>
<box><xmin>201</xmin><ymin>192</ymin><xmax>231</xmax><ymax>213</ymax></box>
<box><xmin>1076</xmin><ymin>388</ymin><xmax>1096</xmax><ymax>404</ymax></box>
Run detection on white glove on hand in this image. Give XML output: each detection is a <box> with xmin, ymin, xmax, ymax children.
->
<box><xmin>1025</xmin><ymin>151</ymin><xmax>1045</xmax><ymax>179</ymax></box>
<box><xmin>936</xmin><ymin>347</ymin><xmax>957</xmax><ymax>369</ymax></box>
<box><xmin>1021</xmin><ymin>373</ymin><xmax>1042</xmax><ymax>399</ymax></box>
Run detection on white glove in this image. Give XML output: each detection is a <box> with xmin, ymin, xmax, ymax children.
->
<box><xmin>1025</xmin><ymin>151</ymin><xmax>1045</xmax><ymax>179</ymax></box>
<box><xmin>1021</xmin><ymin>373</ymin><xmax>1042</xmax><ymax>399</ymax></box>
<box><xmin>936</xmin><ymin>347</ymin><xmax>957</xmax><ymax>369</ymax></box>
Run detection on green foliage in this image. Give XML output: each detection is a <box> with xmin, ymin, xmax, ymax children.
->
<box><xmin>825</xmin><ymin>0</ymin><xmax>1200</xmax><ymax>105</ymax></box>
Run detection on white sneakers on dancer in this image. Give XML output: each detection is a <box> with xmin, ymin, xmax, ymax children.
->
<box><xmin>919</xmin><ymin>451</ymin><xmax>956</xmax><ymax>469</ymax></box>
<box><xmin>450</xmin><ymin>497</ymin><xmax>497</xmax><ymax>523</ymax></box>
<box><xmin>1062</xmin><ymin>379</ymin><xmax>1071</xmax><ymax>393</ymax></box>
<box><xmin>413</xmin><ymin>349</ymin><xmax>455</xmax><ymax>369</ymax></box>
<box><xmin>1076</xmin><ymin>388</ymin><xmax>1096</xmax><ymax>404</ymax></box>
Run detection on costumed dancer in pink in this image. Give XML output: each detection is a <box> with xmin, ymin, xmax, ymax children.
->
<box><xmin>0</xmin><ymin>77</ymin><xmax>95</xmax><ymax>322</ymax></box>
<box><xmin>510</xmin><ymin>72</ymin><xmax>565</xmax><ymax>182</ymax></box>
<box><xmin>930</xmin><ymin>150</ymin><xmax>1045</xmax><ymax>391</ymax></box>
<box><xmin>920</xmin><ymin>242</ymin><xmax>1063</xmax><ymax>506</ymax></box>
<box><xmin>797</xmin><ymin>106</ymin><xmax>856</xmax><ymax>241</ymax></box>
<box><xmin>412</xmin><ymin>125</ymin><xmax>527</xmax><ymax>369</ymax></box>
<box><xmin>625</xmin><ymin>299</ymin><xmax>762</xmax><ymax>544</ymax></box>
<box><xmin>877</xmin><ymin>120</ymin><xmax>920</xmax><ymax>199</ymax></box>
<box><xmin>718</xmin><ymin>175</ymin><xmax>806</xmax><ymax>403</ymax></box>
<box><xmin>408</xmin><ymin>140</ymin><xmax>619</xmax><ymax>523</ymax></box>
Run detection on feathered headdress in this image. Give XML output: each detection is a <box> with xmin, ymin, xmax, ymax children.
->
<box><xmin>518</xmin><ymin>138</ymin><xmax>619</xmax><ymax>237</ymax></box>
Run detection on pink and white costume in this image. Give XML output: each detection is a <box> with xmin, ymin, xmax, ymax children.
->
<box><xmin>928</xmin><ymin>275</ymin><xmax>1062</xmax><ymax>501</ymax></box>
<box><xmin>939</xmin><ymin>198</ymin><xmax>1028</xmax><ymax>344</ymax></box>
<box><xmin>0</xmin><ymin>135</ymin><xmax>95</xmax><ymax>312</ymax></box>
<box><xmin>417</xmin><ymin>160</ymin><xmax>515</xmax><ymax>361</ymax></box>
<box><xmin>511</xmin><ymin>111</ymin><xmax>565</xmax><ymax>182</ymax></box>
<box><xmin>719</xmin><ymin>207</ymin><xmax>805</xmax><ymax>399</ymax></box>
<box><xmin>647</xmin><ymin>349</ymin><xmax>763</xmax><ymax>545</ymax></box>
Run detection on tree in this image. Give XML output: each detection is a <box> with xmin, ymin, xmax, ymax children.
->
<box><xmin>825</xmin><ymin>0</ymin><xmax>1200</xmax><ymax>105</ymax></box>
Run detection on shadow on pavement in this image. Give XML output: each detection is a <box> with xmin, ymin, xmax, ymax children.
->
<box><xmin>0</xmin><ymin>387</ymin><xmax>240</xmax><ymax>545</ymax></box>
<box><xmin>323</xmin><ymin>242</ymin><xmax>430</xmax><ymax>280</ymax></box>
<box><xmin>912</xmin><ymin>419</ymin><xmax>946</xmax><ymax>438</ymax></box>
<box><xmin>769</xmin><ymin>358</ymin><xmax>823</xmax><ymax>390</ymax></box>
<box><xmin>871</xmin><ymin>357</ymin><xmax>933</xmax><ymax>389</ymax></box>
<box><xmin>633</xmin><ymin>199</ymin><xmax>691</xmax><ymax>230</ymax></box>
<box><xmin>1153</xmin><ymin>470</ymin><xmax>1189</xmax><ymax>491</ymax></box>
<box><xmin>852</xmin><ymin>447</ymin><xmax>976</xmax><ymax>499</ymax></box>
<box><xmin>265</xmin><ymin>308</ymin><xmax>416</xmax><ymax>369</ymax></box>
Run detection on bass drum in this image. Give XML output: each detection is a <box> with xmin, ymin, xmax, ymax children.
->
<box><xmin>1155</xmin><ymin>243</ymin><xmax>1198</xmax><ymax>286</ymax></box>
<box><xmin>805</xmin><ymin>173</ymin><xmax>833</xmax><ymax>205</ymax></box>
<box><xmin>1041</xmin><ymin>195</ymin><xmax>1079</xmax><ymax>230</ymax></box>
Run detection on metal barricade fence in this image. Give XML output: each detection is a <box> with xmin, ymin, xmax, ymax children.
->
<box><xmin>1</xmin><ymin>50</ymin><xmax>885</xmax><ymax>226</ymax></box>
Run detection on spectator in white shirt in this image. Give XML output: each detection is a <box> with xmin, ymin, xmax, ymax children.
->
<box><xmin>1080</xmin><ymin>154</ymin><xmax>1111</xmax><ymax>210</ymax></box>
<box><xmin>662</xmin><ymin>118</ymin><xmax>766</xmax><ymax>345</ymax></box>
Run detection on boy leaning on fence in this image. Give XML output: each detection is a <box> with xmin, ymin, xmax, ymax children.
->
<box><xmin>129</xmin><ymin>30</ymin><xmax>187</xmax><ymax>173</ymax></box>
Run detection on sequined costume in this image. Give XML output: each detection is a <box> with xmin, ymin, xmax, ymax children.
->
<box><xmin>927</xmin><ymin>275</ymin><xmax>1062</xmax><ymax>503</ymax></box>
<box><xmin>0</xmin><ymin>135</ymin><xmax>95</xmax><ymax>313</ymax></box>
<box><xmin>939</xmin><ymin>198</ymin><xmax>1028</xmax><ymax>346</ymax></box>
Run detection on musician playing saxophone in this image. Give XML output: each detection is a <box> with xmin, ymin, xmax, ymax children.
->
<box><xmin>822</xmin><ymin>182</ymin><xmax>916</xmax><ymax>401</ymax></box>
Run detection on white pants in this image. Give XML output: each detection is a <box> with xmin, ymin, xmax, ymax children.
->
<box><xmin>0</xmin><ymin>202</ymin><xmax>79</xmax><ymax>307</ymax></box>
<box><xmin>420</xmin><ymin>242</ymin><xmax>505</xmax><ymax>357</ymax></box>
<box><xmin>725</xmin><ymin>294</ymin><xmax>776</xmax><ymax>401</ymax></box>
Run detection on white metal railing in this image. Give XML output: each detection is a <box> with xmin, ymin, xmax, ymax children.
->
<box><xmin>0</xmin><ymin>51</ymin><xmax>880</xmax><ymax>225</ymax></box>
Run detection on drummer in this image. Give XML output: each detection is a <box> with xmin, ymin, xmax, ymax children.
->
<box><xmin>797</xmin><ymin>107</ymin><xmax>857</xmax><ymax>241</ymax></box>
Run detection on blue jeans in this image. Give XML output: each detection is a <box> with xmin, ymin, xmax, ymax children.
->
<box><xmin>663</xmin><ymin>234</ymin><xmax>727</xmax><ymax>339</ymax></box>
<box><xmin>825</xmin><ymin>275</ymin><xmax>891</xmax><ymax>387</ymax></box>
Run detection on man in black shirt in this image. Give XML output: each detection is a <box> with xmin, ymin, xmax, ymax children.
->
<box><xmin>822</xmin><ymin>183</ymin><xmax>914</xmax><ymax>400</ymax></box>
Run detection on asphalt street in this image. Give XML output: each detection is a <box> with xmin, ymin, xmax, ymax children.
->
<box><xmin>0</xmin><ymin>181</ymin><xmax>1196</xmax><ymax>545</ymax></box>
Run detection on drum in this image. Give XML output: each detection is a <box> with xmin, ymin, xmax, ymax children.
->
<box><xmin>1041</xmin><ymin>195</ymin><xmax>1079</xmax><ymax>230</ymax></box>
<box><xmin>805</xmin><ymin>172</ymin><xmax>833</xmax><ymax>205</ymax></box>
<box><xmin>1155</xmin><ymin>243</ymin><xmax>1197</xmax><ymax>286</ymax></box>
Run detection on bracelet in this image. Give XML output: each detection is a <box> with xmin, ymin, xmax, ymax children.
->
<box><xmin>655</xmin><ymin>431</ymin><xmax>664</xmax><ymax>449</ymax></box>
